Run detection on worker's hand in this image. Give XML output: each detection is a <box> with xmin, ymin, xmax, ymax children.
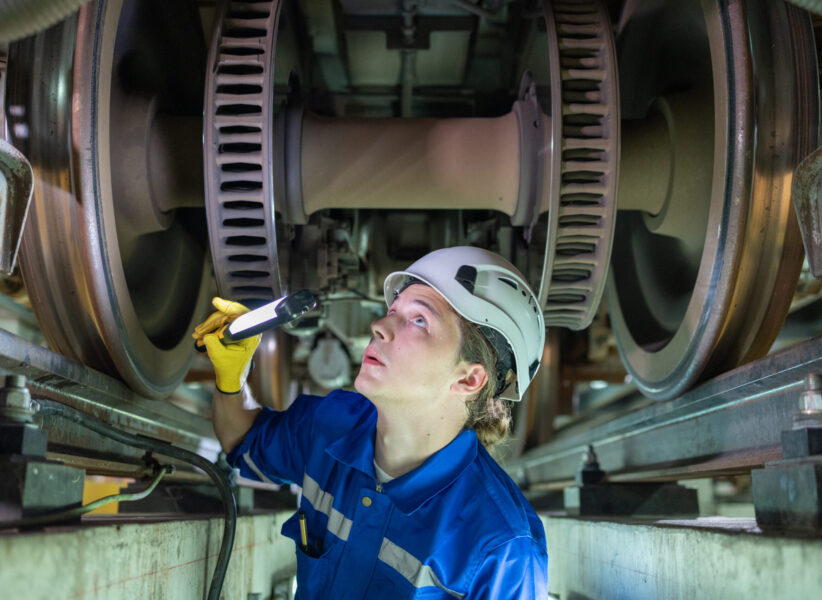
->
<box><xmin>192</xmin><ymin>297</ymin><xmax>249</xmax><ymax>342</ymax></box>
<box><xmin>193</xmin><ymin>297</ymin><xmax>261</xmax><ymax>394</ymax></box>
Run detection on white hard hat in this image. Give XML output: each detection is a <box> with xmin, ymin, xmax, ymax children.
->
<box><xmin>384</xmin><ymin>246</ymin><xmax>546</xmax><ymax>401</ymax></box>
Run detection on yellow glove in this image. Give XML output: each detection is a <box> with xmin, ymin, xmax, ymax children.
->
<box><xmin>192</xmin><ymin>297</ymin><xmax>262</xmax><ymax>394</ymax></box>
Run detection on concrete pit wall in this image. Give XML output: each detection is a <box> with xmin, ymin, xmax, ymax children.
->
<box><xmin>3</xmin><ymin>511</ymin><xmax>822</xmax><ymax>598</ymax></box>
<box><xmin>542</xmin><ymin>514</ymin><xmax>822</xmax><ymax>600</ymax></box>
<box><xmin>0</xmin><ymin>512</ymin><xmax>296</xmax><ymax>599</ymax></box>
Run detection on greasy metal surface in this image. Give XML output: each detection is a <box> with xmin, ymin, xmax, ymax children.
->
<box><xmin>506</xmin><ymin>335</ymin><xmax>822</xmax><ymax>488</ymax></box>
<box><xmin>792</xmin><ymin>146</ymin><xmax>822</xmax><ymax>277</ymax></box>
<box><xmin>752</xmin><ymin>460</ymin><xmax>822</xmax><ymax>531</ymax></box>
<box><xmin>47</xmin><ymin>451</ymin><xmax>211</xmax><ymax>483</ymax></box>
<box><xmin>563</xmin><ymin>482</ymin><xmax>698</xmax><ymax>517</ymax></box>
<box><xmin>0</xmin><ymin>458</ymin><xmax>85</xmax><ymax>519</ymax></box>
<box><xmin>0</xmin><ymin>139</ymin><xmax>33</xmax><ymax>275</ymax></box>
<box><xmin>0</xmin><ymin>42</ymin><xmax>6</xmax><ymax>137</ymax></box>
<box><xmin>6</xmin><ymin>1</ymin><xmax>211</xmax><ymax>398</ymax></box>
<box><xmin>606</xmin><ymin>0</ymin><xmax>819</xmax><ymax>400</ymax></box>
<box><xmin>0</xmin><ymin>328</ymin><xmax>216</xmax><ymax>457</ymax></box>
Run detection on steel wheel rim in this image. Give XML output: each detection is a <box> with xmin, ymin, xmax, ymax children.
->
<box><xmin>606</xmin><ymin>0</ymin><xmax>818</xmax><ymax>399</ymax></box>
<box><xmin>9</xmin><ymin>0</ymin><xmax>211</xmax><ymax>397</ymax></box>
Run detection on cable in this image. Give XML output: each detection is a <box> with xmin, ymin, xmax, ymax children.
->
<box><xmin>0</xmin><ymin>464</ymin><xmax>173</xmax><ymax>530</ymax></box>
<box><xmin>33</xmin><ymin>401</ymin><xmax>236</xmax><ymax>600</ymax></box>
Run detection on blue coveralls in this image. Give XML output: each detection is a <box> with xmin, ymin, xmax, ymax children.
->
<box><xmin>227</xmin><ymin>389</ymin><xmax>548</xmax><ymax>599</ymax></box>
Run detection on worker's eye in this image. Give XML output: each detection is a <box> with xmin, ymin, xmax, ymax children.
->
<box><xmin>412</xmin><ymin>316</ymin><xmax>427</xmax><ymax>328</ymax></box>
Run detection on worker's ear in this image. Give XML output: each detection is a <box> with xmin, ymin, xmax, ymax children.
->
<box><xmin>451</xmin><ymin>363</ymin><xmax>488</xmax><ymax>397</ymax></box>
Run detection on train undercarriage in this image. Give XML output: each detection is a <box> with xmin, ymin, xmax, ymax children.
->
<box><xmin>0</xmin><ymin>0</ymin><xmax>821</xmax><ymax>598</ymax></box>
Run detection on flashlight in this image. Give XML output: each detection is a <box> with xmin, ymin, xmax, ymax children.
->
<box><xmin>220</xmin><ymin>289</ymin><xmax>318</xmax><ymax>344</ymax></box>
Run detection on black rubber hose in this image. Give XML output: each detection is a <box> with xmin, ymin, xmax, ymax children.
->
<box><xmin>36</xmin><ymin>401</ymin><xmax>236</xmax><ymax>600</ymax></box>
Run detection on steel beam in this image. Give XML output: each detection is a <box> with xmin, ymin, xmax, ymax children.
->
<box><xmin>506</xmin><ymin>335</ymin><xmax>822</xmax><ymax>488</ymax></box>
<box><xmin>0</xmin><ymin>328</ymin><xmax>217</xmax><ymax>462</ymax></box>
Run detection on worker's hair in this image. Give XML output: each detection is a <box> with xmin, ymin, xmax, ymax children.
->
<box><xmin>457</xmin><ymin>317</ymin><xmax>513</xmax><ymax>453</ymax></box>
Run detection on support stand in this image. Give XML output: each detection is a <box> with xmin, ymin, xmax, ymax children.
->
<box><xmin>0</xmin><ymin>375</ymin><xmax>84</xmax><ymax>522</ymax></box>
<box><xmin>563</xmin><ymin>445</ymin><xmax>698</xmax><ymax>517</ymax></box>
<box><xmin>752</xmin><ymin>374</ymin><xmax>822</xmax><ymax>531</ymax></box>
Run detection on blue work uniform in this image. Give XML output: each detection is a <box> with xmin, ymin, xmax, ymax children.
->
<box><xmin>227</xmin><ymin>389</ymin><xmax>548</xmax><ymax>599</ymax></box>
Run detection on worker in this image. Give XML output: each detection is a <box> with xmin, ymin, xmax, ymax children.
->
<box><xmin>195</xmin><ymin>246</ymin><xmax>548</xmax><ymax>599</ymax></box>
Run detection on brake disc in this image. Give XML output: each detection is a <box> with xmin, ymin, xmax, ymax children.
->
<box><xmin>536</xmin><ymin>0</ymin><xmax>619</xmax><ymax>330</ymax></box>
<box><xmin>204</xmin><ymin>0</ymin><xmax>285</xmax><ymax>305</ymax></box>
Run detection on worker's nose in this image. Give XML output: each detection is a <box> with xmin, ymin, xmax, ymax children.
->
<box><xmin>370</xmin><ymin>315</ymin><xmax>394</xmax><ymax>342</ymax></box>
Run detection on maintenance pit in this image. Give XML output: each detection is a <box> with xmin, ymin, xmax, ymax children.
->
<box><xmin>1</xmin><ymin>0</ymin><xmax>822</xmax><ymax>598</ymax></box>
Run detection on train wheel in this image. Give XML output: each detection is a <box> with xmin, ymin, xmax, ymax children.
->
<box><xmin>606</xmin><ymin>0</ymin><xmax>819</xmax><ymax>400</ymax></box>
<box><xmin>7</xmin><ymin>0</ymin><xmax>211</xmax><ymax>397</ymax></box>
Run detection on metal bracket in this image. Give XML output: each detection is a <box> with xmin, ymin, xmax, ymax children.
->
<box><xmin>0</xmin><ymin>42</ymin><xmax>34</xmax><ymax>276</ymax></box>
<box><xmin>752</xmin><ymin>374</ymin><xmax>822</xmax><ymax>531</ymax></box>
<box><xmin>0</xmin><ymin>138</ymin><xmax>33</xmax><ymax>276</ymax></box>
<box><xmin>563</xmin><ymin>445</ymin><xmax>699</xmax><ymax>517</ymax></box>
<box><xmin>0</xmin><ymin>375</ymin><xmax>85</xmax><ymax>521</ymax></box>
<box><xmin>510</xmin><ymin>71</ymin><xmax>545</xmax><ymax>228</ymax></box>
<box><xmin>1</xmin><ymin>41</ymin><xmax>7</xmax><ymax>138</ymax></box>
<box><xmin>792</xmin><ymin>147</ymin><xmax>822</xmax><ymax>277</ymax></box>
<box><xmin>275</xmin><ymin>74</ymin><xmax>308</xmax><ymax>226</ymax></box>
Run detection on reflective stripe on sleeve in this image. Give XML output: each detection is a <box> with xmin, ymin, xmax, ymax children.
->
<box><xmin>378</xmin><ymin>538</ymin><xmax>465</xmax><ymax>599</ymax></box>
<box><xmin>302</xmin><ymin>473</ymin><xmax>353</xmax><ymax>542</ymax></box>
<box><xmin>243</xmin><ymin>452</ymin><xmax>274</xmax><ymax>484</ymax></box>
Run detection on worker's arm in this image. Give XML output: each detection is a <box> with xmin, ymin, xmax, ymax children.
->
<box><xmin>194</xmin><ymin>297</ymin><xmax>263</xmax><ymax>453</ymax></box>
<box><xmin>467</xmin><ymin>538</ymin><xmax>548</xmax><ymax>600</ymax></box>
<box><xmin>212</xmin><ymin>387</ymin><xmax>261</xmax><ymax>454</ymax></box>
<box><xmin>224</xmin><ymin>393</ymin><xmax>330</xmax><ymax>485</ymax></box>
<box><xmin>202</xmin><ymin>331</ymin><xmax>261</xmax><ymax>452</ymax></box>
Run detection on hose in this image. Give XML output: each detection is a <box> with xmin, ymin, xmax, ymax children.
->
<box><xmin>33</xmin><ymin>401</ymin><xmax>237</xmax><ymax>600</ymax></box>
<box><xmin>0</xmin><ymin>0</ymin><xmax>90</xmax><ymax>43</ymax></box>
<box><xmin>0</xmin><ymin>464</ymin><xmax>173</xmax><ymax>529</ymax></box>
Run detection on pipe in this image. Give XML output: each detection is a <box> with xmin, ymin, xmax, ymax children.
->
<box><xmin>300</xmin><ymin>111</ymin><xmax>522</xmax><ymax>216</ymax></box>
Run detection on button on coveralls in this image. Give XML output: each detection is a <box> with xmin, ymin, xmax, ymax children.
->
<box><xmin>227</xmin><ymin>389</ymin><xmax>548</xmax><ymax>599</ymax></box>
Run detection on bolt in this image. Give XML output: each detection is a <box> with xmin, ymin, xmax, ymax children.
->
<box><xmin>5</xmin><ymin>374</ymin><xmax>26</xmax><ymax>388</ymax></box>
<box><xmin>0</xmin><ymin>374</ymin><xmax>34</xmax><ymax>423</ymax></box>
<box><xmin>793</xmin><ymin>373</ymin><xmax>822</xmax><ymax>430</ymax></box>
<box><xmin>583</xmin><ymin>444</ymin><xmax>599</xmax><ymax>467</ymax></box>
<box><xmin>577</xmin><ymin>444</ymin><xmax>606</xmax><ymax>486</ymax></box>
<box><xmin>799</xmin><ymin>374</ymin><xmax>822</xmax><ymax>411</ymax></box>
